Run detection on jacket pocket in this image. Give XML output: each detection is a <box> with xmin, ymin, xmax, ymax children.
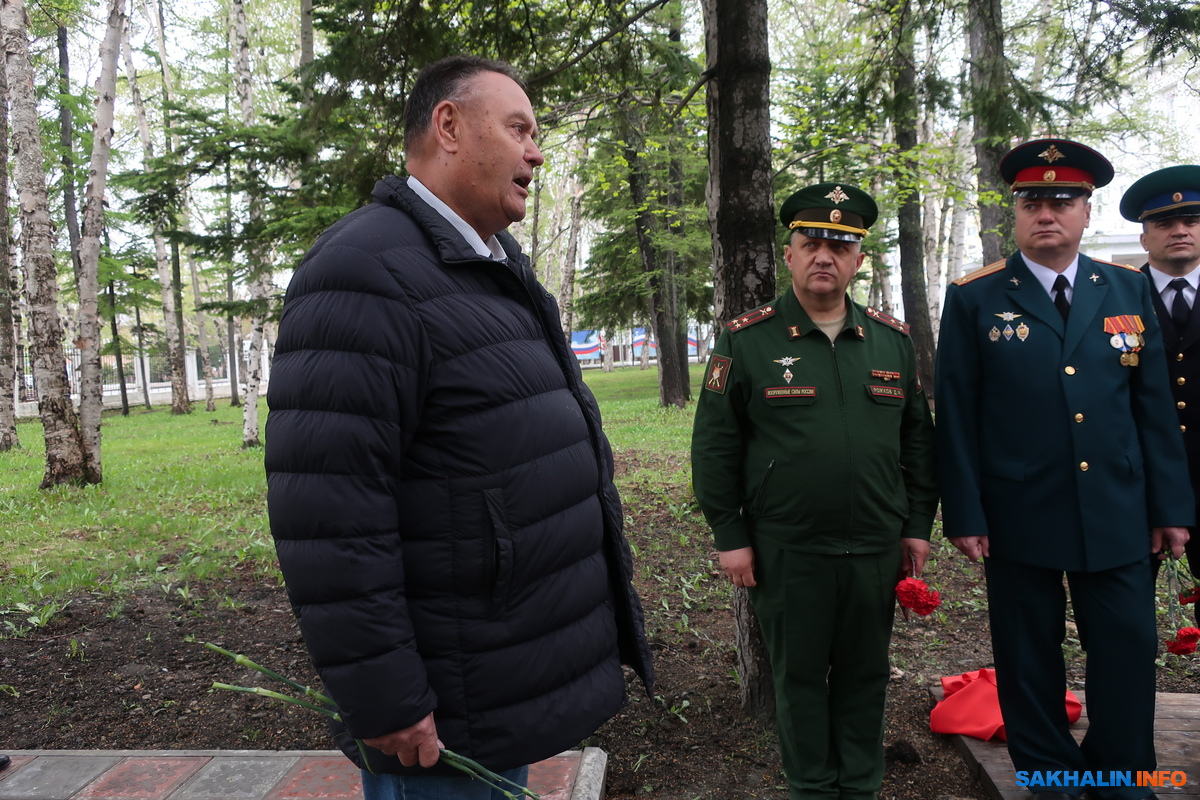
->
<box><xmin>1125</xmin><ymin>444</ymin><xmax>1145</xmax><ymax>476</ymax></box>
<box><xmin>751</xmin><ymin>459</ymin><xmax>776</xmax><ymax>517</ymax></box>
<box><xmin>483</xmin><ymin>488</ymin><xmax>514</xmax><ymax>615</ymax></box>
<box><xmin>982</xmin><ymin>455</ymin><xmax>1025</xmax><ymax>482</ymax></box>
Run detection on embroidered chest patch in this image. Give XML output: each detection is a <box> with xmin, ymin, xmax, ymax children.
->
<box><xmin>869</xmin><ymin>385</ymin><xmax>905</xmax><ymax>400</ymax></box>
<box><xmin>765</xmin><ymin>386</ymin><xmax>816</xmax><ymax>399</ymax></box>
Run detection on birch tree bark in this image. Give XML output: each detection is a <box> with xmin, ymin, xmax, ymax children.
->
<box><xmin>141</xmin><ymin>0</ymin><xmax>190</xmax><ymax>413</ymax></box>
<box><xmin>234</xmin><ymin>0</ymin><xmax>272</xmax><ymax>448</ymax></box>
<box><xmin>3</xmin><ymin>0</ymin><xmax>90</xmax><ymax>487</ymax></box>
<box><xmin>76</xmin><ymin>0</ymin><xmax>126</xmax><ymax>480</ymax></box>
<box><xmin>701</xmin><ymin>0</ymin><xmax>776</xmax><ymax>723</ymax></box>
<box><xmin>58</xmin><ymin>26</ymin><xmax>82</xmax><ymax>284</ymax></box>
<box><xmin>559</xmin><ymin>136</ymin><xmax>586</xmax><ymax>342</ymax></box>
<box><xmin>0</xmin><ymin>44</ymin><xmax>16</xmax><ymax>451</ymax></box>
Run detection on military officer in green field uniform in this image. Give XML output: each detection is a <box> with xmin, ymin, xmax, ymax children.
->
<box><xmin>692</xmin><ymin>183</ymin><xmax>938</xmax><ymax>800</ymax></box>
<box><xmin>936</xmin><ymin>139</ymin><xmax>1193</xmax><ymax>800</ymax></box>
<box><xmin>1121</xmin><ymin>166</ymin><xmax>1200</xmax><ymax>599</ymax></box>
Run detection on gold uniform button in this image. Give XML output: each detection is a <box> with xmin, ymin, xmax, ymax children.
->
<box><xmin>1183</xmin><ymin>425</ymin><xmax>1188</xmax><ymax>433</ymax></box>
<box><xmin>1064</xmin><ymin>366</ymin><xmax>1076</xmax><ymax>375</ymax></box>
<box><xmin>1179</xmin><ymin>353</ymin><xmax>1186</xmax><ymax>361</ymax></box>
<box><xmin>1179</xmin><ymin>377</ymin><xmax>1188</xmax><ymax>385</ymax></box>
<box><xmin>1180</xmin><ymin>401</ymin><xmax>1188</xmax><ymax>410</ymax></box>
<box><xmin>1074</xmin><ymin>413</ymin><xmax>1084</xmax><ymax>422</ymax></box>
<box><xmin>1079</xmin><ymin>462</ymin><xmax>1089</xmax><ymax>472</ymax></box>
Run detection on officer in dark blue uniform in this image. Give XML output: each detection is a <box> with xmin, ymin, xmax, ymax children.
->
<box><xmin>1121</xmin><ymin>166</ymin><xmax>1200</xmax><ymax>598</ymax></box>
<box><xmin>936</xmin><ymin>140</ymin><xmax>1194</xmax><ymax>800</ymax></box>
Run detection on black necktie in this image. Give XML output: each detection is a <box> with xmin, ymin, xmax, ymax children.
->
<box><xmin>1053</xmin><ymin>275</ymin><xmax>1071</xmax><ymax>321</ymax></box>
<box><xmin>1170</xmin><ymin>277</ymin><xmax>1191</xmax><ymax>331</ymax></box>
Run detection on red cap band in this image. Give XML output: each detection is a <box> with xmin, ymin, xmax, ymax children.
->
<box><xmin>1012</xmin><ymin>165</ymin><xmax>1094</xmax><ymax>188</ymax></box>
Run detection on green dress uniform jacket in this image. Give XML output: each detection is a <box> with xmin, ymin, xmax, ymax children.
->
<box><xmin>692</xmin><ymin>288</ymin><xmax>938</xmax><ymax>554</ymax></box>
<box><xmin>936</xmin><ymin>252</ymin><xmax>1195</xmax><ymax>572</ymax></box>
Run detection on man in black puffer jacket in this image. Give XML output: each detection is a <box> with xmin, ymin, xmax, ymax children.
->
<box><xmin>265</xmin><ymin>55</ymin><xmax>653</xmax><ymax>799</ymax></box>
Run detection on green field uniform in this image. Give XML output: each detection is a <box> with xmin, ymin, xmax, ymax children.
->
<box><xmin>692</xmin><ymin>287</ymin><xmax>937</xmax><ymax>800</ymax></box>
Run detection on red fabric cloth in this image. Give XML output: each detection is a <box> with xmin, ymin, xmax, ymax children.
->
<box><xmin>929</xmin><ymin>668</ymin><xmax>1081</xmax><ymax>742</ymax></box>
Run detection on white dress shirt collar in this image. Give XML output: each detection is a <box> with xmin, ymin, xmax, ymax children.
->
<box><xmin>1021</xmin><ymin>252</ymin><xmax>1079</xmax><ymax>303</ymax></box>
<box><xmin>407</xmin><ymin>175</ymin><xmax>507</xmax><ymax>262</ymax></box>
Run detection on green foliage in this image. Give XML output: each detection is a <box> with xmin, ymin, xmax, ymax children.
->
<box><xmin>0</xmin><ymin>404</ymin><xmax>272</xmax><ymax>612</ymax></box>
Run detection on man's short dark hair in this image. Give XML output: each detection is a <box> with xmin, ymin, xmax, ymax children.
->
<box><xmin>403</xmin><ymin>56</ymin><xmax>525</xmax><ymax>152</ymax></box>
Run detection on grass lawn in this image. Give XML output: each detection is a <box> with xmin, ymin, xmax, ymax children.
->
<box><xmin>0</xmin><ymin>363</ymin><xmax>707</xmax><ymax>617</ymax></box>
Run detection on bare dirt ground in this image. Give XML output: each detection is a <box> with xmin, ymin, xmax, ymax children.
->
<box><xmin>3</xmin><ymin>450</ymin><xmax>1198</xmax><ymax>800</ymax></box>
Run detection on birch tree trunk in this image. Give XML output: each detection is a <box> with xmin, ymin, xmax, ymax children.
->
<box><xmin>701</xmin><ymin>0</ymin><xmax>776</xmax><ymax>723</ymax></box>
<box><xmin>558</xmin><ymin>136</ymin><xmax>585</xmax><ymax>341</ymax></box>
<box><xmin>75</xmin><ymin>0</ymin><xmax>125</xmax><ymax>480</ymax></box>
<box><xmin>601</xmin><ymin>328</ymin><xmax>614</xmax><ymax>373</ymax></box>
<box><xmin>142</xmin><ymin>0</ymin><xmax>190</xmax><ymax>413</ymax></box>
<box><xmin>234</xmin><ymin>0</ymin><xmax>271</xmax><ymax>447</ymax></box>
<box><xmin>0</xmin><ymin>46</ymin><xmax>16</xmax><ymax>451</ymax></box>
<box><xmin>187</xmin><ymin>248</ymin><xmax>214</xmax><ymax>410</ymax></box>
<box><xmin>3</xmin><ymin>0</ymin><xmax>90</xmax><ymax>487</ymax></box>
<box><xmin>58</xmin><ymin>26</ymin><xmax>82</xmax><ymax>284</ymax></box>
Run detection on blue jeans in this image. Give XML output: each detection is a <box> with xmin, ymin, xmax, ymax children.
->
<box><xmin>361</xmin><ymin>765</ymin><xmax>530</xmax><ymax>800</ymax></box>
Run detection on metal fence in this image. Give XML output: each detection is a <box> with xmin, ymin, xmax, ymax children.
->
<box><xmin>15</xmin><ymin>344</ymin><xmax>230</xmax><ymax>403</ymax></box>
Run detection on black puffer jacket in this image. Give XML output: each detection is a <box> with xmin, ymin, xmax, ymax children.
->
<box><xmin>265</xmin><ymin>176</ymin><xmax>653</xmax><ymax>774</ymax></box>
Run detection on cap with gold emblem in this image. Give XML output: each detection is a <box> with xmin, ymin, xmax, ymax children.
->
<box><xmin>779</xmin><ymin>183</ymin><xmax>879</xmax><ymax>242</ymax></box>
<box><xmin>1119</xmin><ymin>165</ymin><xmax>1200</xmax><ymax>223</ymax></box>
<box><xmin>999</xmin><ymin>139</ymin><xmax>1114</xmax><ymax>199</ymax></box>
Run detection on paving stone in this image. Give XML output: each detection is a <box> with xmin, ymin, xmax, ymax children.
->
<box><xmin>172</xmin><ymin>758</ymin><xmax>298</xmax><ymax>800</ymax></box>
<box><xmin>528</xmin><ymin>753</ymin><xmax>580</xmax><ymax>800</ymax></box>
<box><xmin>76</xmin><ymin>757</ymin><xmax>209</xmax><ymax>799</ymax></box>
<box><xmin>0</xmin><ymin>756</ymin><xmax>120</xmax><ymax>800</ymax></box>
<box><xmin>264</xmin><ymin>758</ymin><xmax>361</xmax><ymax>799</ymax></box>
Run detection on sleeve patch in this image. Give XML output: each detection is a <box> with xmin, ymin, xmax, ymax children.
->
<box><xmin>705</xmin><ymin>355</ymin><xmax>732</xmax><ymax>394</ymax></box>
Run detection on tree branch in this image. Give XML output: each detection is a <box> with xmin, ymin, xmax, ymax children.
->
<box><xmin>527</xmin><ymin>0</ymin><xmax>675</xmax><ymax>87</ymax></box>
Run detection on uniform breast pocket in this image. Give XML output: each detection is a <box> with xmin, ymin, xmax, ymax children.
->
<box><xmin>865</xmin><ymin>384</ymin><xmax>905</xmax><ymax>405</ymax></box>
<box><xmin>763</xmin><ymin>386</ymin><xmax>818</xmax><ymax>405</ymax></box>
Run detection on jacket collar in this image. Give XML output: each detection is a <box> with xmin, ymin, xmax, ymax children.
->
<box><xmin>778</xmin><ymin>289</ymin><xmax>868</xmax><ymax>341</ymax></box>
<box><xmin>1004</xmin><ymin>251</ymin><xmax>1108</xmax><ymax>355</ymax></box>
<box><xmin>373</xmin><ymin>175</ymin><xmax>526</xmax><ymax>268</ymax></box>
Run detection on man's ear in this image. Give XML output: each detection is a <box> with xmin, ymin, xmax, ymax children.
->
<box><xmin>430</xmin><ymin>99</ymin><xmax>462</xmax><ymax>154</ymax></box>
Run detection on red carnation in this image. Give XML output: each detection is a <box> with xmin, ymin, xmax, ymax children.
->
<box><xmin>1165</xmin><ymin>627</ymin><xmax>1200</xmax><ymax>655</ymax></box>
<box><xmin>896</xmin><ymin>577</ymin><xmax>942</xmax><ymax>616</ymax></box>
<box><xmin>1180</xmin><ymin>586</ymin><xmax>1200</xmax><ymax>605</ymax></box>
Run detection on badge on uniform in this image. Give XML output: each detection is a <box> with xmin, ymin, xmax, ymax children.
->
<box><xmin>705</xmin><ymin>354</ymin><xmax>732</xmax><ymax>393</ymax></box>
<box><xmin>990</xmin><ymin>312</ymin><xmax>1027</xmax><ymax>343</ymax></box>
<box><xmin>1103</xmin><ymin>316</ymin><xmax>1145</xmax><ymax>366</ymax></box>
<box><xmin>774</xmin><ymin>356</ymin><xmax>801</xmax><ymax>384</ymax></box>
<box><xmin>871</xmin><ymin>369</ymin><xmax>901</xmax><ymax>381</ymax></box>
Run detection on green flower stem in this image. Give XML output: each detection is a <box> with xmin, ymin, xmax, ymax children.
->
<box><xmin>202</xmin><ymin>644</ymin><xmax>537</xmax><ymax>796</ymax></box>
<box><xmin>204</xmin><ymin>642</ymin><xmax>336</xmax><ymax>707</ymax></box>
<box><xmin>439</xmin><ymin>750</ymin><xmax>540</xmax><ymax>799</ymax></box>
<box><xmin>210</xmin><ymin>683</ymin><xmax>341</xmax><ymax>719</ymax></box>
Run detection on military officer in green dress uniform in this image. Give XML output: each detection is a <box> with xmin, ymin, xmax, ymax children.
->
<box><xmin>692</xmin><ymin>183</ymin><xmax>938</xmax><ymax>800</ymax></box>
<box><xmin>936</xmin><ymin>140</ymin><xmax>1194</xmax><ymax>800</ymax></box>
<box><xmin>1121</xmin><ymin>166</ymin><xmax>1200</xmax><ymax>599</ymax></box>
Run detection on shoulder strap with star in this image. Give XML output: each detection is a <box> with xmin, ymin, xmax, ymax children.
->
<box><xmin>865</xmin><ymin>306</ymin><xmax>910</xmax><ymax>336</ymax></box>
<box><xmin>952</xmin><ymin>259</ymin><xmax>1006</xmax><ymax>286</ymax></box>
<box><xmin>725</xmin><ymin>303</ymin><xmax>776</xmax><ymax>333</ymax></box>
<box><xmin>1093</xmin><ymin>258</ymin><xmax>1140</xmax><ymax>272</ymax></box>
